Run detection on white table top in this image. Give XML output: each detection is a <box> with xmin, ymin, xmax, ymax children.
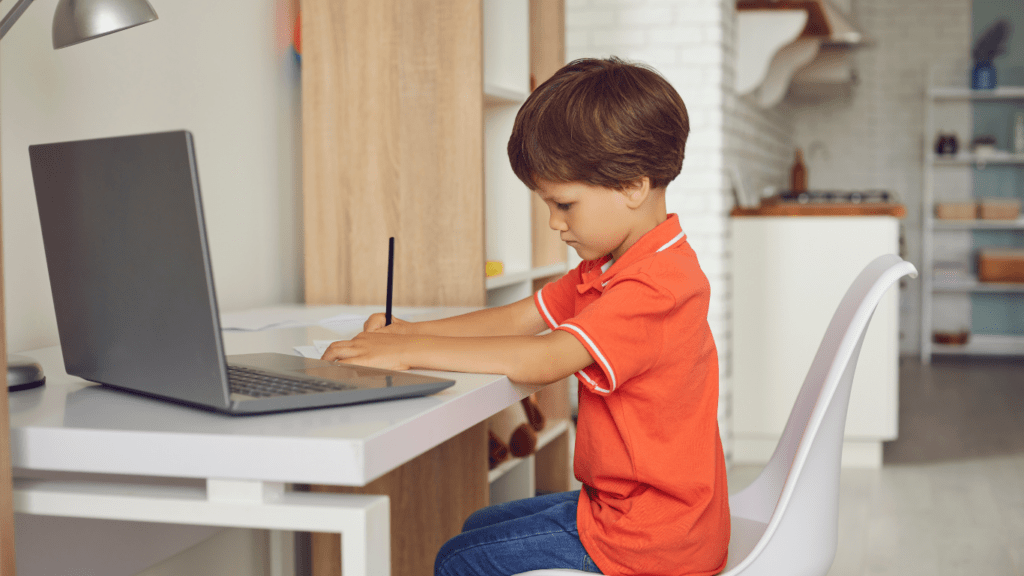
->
<box><xmin>9</xmin><ymin>305</ymin><xmax>540</xmax><ymax>486</ymax></box>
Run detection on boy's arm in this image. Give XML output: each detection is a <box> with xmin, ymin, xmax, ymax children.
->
<box><xmin>364</xmin><ymin>294</ymin><xmax>548</xmax><ymax>338</ymax></box>
<box><xmin>321</xmin><ymin>329</ymin><xmax>593</xmax><ymax>386</ymax></box>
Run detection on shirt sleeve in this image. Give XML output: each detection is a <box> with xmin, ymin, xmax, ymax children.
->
<box><xmin>555</xmin><ymin>274</ymin><xmax>676</xmax><ymax>394</ymax></box>
<box><xmin>535</xmin><ymin>263</ymin><xmax>585</xmax><ymax>330</ymax></box>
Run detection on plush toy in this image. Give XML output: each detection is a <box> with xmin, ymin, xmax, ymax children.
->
<box><xmin>488</xmin><ymin>394</ymin><xmax>546</xmax><ymax>468</ymax></box>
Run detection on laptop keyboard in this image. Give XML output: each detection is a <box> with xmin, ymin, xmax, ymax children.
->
<box><xmin>227</xmin><ymin>365</ymin><xmax>355</xmax><ymax>398</ymax></box>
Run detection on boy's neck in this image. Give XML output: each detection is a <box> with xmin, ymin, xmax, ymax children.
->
<box><xmin>611</xmin><ymin>189</ymin><xmax>667</xmax><ymax>261</ymax></box>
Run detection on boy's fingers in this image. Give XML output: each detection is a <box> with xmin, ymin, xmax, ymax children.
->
<box><xmin>365</xmin><ymin>314</ymin><xmax>408</xmax><ymax>332</ymax></box>
<box><xmin>321</xmin><ymin>341</ymin><xmax>361</xmax><ymax>362</ymax></box>
<box><xmin>364</xmin><ymin>314</ymin><xmax>387</xmax><ymax>331</ymax></box>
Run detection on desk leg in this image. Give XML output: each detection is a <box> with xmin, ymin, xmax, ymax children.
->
<box><xmin>310</xmin><ymin>422</ymin><xmax>488</xmax><ymax>576</ymax></box>
<box><xmin>13</xmin><ymin>477</ymin><xmax>390</xmax><ymax>576</ymax></box>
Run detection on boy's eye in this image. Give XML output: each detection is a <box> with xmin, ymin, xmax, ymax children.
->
<box><xmin>556</xmin><ymin>202</ymin><xmax>572</xmax><ymax>211</ymax></box>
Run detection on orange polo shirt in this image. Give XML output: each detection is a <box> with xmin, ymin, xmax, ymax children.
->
<box><xmin>534</xmin><ymin>214</ymin><xmax>729</xmax><ymax>576</ymax></box>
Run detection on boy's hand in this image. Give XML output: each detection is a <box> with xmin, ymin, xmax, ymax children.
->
<box><xmin>321</xmin><ymin>332</ymin><xmax>412</xmax><ymax>371</ymax></box>
<box><xmin>363</xmin><ymin>313</ymin><xmax>411</xmax><ymax>333</ymax></box>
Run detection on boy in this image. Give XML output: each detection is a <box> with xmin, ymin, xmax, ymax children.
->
<box><xmin>321</xmin><ymin>57</ymin><xmax>730</xmax><ymax>576</ymax></box>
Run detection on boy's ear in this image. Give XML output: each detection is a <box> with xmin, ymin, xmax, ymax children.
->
<box><xmin>621</xmin><ymin>177</ymin><xmax>651</xmax><ymax>208</ymax></box>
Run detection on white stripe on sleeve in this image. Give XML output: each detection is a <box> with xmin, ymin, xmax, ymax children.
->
<box><xmin>559</xmin><ymin>323</ymin><xmax>617</xmax><ymax>392</ymax></box>
<box><xmin>536</xmin><ymin>290</ymin><xmax>559</xmax><ymax>329</ymax></box>
<box><xmin>576</xmin><ymin>368</ymin><xmax>611</xmax><ymax>394</ymax></box>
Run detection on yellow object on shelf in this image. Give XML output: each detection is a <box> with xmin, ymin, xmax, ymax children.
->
<box><xmin>485</xmin><ymin>261</ymin><xmax>504</xmax><ymax>277</ymax></box>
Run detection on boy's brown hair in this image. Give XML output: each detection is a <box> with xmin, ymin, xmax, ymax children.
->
<box><xmin>508</xmin><ymin>57</ymin><xmax>689</xmax><ymax>191</ymax></box>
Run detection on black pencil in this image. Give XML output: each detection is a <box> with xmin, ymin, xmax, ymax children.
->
<box><xmin>385</xmin><ymin>237</ymin><xmax>394</xmax><ymax>326</ymax></box>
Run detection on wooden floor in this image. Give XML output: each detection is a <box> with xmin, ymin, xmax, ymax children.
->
<box><xmin>729</xmin><ymin>356</ymin><xmax>1024</xmax><ymax>576</ymax></box>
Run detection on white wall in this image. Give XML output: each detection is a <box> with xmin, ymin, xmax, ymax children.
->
<box><xmin>2</xmin><ymin>0</ymin><xmax>302</xmax><ymax>573</ymax></box>
<box><xmin>788</xmin><ymin>0</ymin><xmax>973</xmax><ymax>354</ymax></box>
<box><xmin>2</xmin><ymin>0</ymin><xmax>304</xmax><ymax>355</ymax></box>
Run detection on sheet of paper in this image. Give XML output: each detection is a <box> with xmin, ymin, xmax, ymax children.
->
<box><xmin>318</xmin><ymin>313</ymin><xmax>367</xmax><ymax>334</ymax></box>
<box><xmin>314</xmin><ymin>340</ymin><xmax>337</xmax><ymax>357</ymax></box>
<box><xmin>293</xmin><ymin>345</ymin><xmax>321</xmax><ymax>359</ymax></box>
<box><xmin>221</xmin><ymin>306</ymin><xmax>322</xmax><ymax>332</ymax></box>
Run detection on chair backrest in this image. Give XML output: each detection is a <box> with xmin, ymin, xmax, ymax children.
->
<box><xmin>723</xmin><ymin>254</ymin><xmax>917</xmax><ymax>576</ymax></box>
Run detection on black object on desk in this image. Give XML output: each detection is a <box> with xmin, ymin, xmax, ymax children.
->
<box><xmin>386</xmin><ymin>237</ymin><xmax>394</xmax><ymax>326</ymax></box>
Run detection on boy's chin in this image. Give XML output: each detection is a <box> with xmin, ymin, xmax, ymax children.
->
<box><xmin>569</xmin><ymin>245</ymin><xmax>602</xmax><ymax>261</ymax></box>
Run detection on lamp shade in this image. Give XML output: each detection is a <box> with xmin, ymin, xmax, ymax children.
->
<box><xmin>52</xmin><ymin>0</ymin><xmax>157</xmax><ymax>49</ymax></box>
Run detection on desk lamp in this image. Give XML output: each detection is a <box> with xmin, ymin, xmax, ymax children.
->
<box><xmin>1</xmin><ymin>0</ymin><xmax>158</xmax><ymax>391</ymax></box>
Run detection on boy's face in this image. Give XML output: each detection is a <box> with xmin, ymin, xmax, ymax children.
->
<box><xmin>535</xmin><ymin>179</ymin><xmax>637</xmax><ymax>261</ymax></box>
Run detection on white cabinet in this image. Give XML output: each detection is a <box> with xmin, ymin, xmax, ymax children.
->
<box><xmin>920</xmin><ymin>86</ymin><xmax>1024</xmax><ymax>362</ymax></box>
<box><xmin>730</xmin><ymin>216</ymin><xmax>901</xmax><ymax>468</ymax></box>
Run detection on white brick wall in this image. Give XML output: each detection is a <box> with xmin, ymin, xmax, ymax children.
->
<box><xmin>568</xmin><ymin>0</ymin><xmax>770</xmax><ymax>460</ymax></box>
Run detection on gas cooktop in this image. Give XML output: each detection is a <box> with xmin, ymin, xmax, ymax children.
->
<box><xmin>776</xmin><ymin>190</ymin><xmax>894</xmax><ymax>204</ymax></box>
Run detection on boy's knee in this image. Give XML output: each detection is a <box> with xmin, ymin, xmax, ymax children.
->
<box><xmin>434</xmin><ymin>534</ymin><xmax>468</xmax><ymax>576</ymax></box>
<box><xmin>460</xmin><ymin>507</ymin><xmax>488</xmax><ymax>532</ymax></box>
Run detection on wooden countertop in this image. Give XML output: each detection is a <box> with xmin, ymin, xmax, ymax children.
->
<box><xmin>731</xmin><ymin>202</ymin><xmax>906</xmax><ymax>218</ymax></box>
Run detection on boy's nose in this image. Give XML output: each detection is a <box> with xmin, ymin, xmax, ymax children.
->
<box><xmin>548</xmin><ymin>211</ymin><xmax>568</xmax><ymax>232</ymax></box>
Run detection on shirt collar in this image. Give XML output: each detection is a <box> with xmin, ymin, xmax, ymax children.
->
<box><xmin>577</xmin><ymin>214</ymin><xmax>686</xmax><ymax>293</ymax></box>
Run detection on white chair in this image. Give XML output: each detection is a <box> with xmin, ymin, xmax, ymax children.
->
<box><xmin>515</xmin><ymin>254</ymin><xmax>918</xmax><ymax>576</ymax></box>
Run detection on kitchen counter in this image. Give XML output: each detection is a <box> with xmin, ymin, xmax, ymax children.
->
<box><xmin>731</xmin><ymin>202</ymin><xmax>906</xmax><ymax>218</ymax></box>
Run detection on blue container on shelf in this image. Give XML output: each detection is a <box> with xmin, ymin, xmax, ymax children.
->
<box><xmin>972</xmin><ymin>61</ymin><xmax>997</xmax><ymax>90</ymax></box>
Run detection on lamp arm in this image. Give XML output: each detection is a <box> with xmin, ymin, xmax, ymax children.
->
<box><xmin>0</xmin><ymin>0</ymin><xmax>35</xmax><ymax>40</ymax></box>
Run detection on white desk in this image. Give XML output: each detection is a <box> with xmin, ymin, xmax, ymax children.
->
<box><xmin>9</xmin><ymin>305</ymin><xmax>541</xmax><ymax>576</ymax></box>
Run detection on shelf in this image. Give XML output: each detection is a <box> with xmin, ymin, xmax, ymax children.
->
<box><xmin>932</xmin><ymin>217</ymin><xmax>1024</xmax><ymax>230</ymax></box>
<box><xmin>484</xmin><ymin>83</ymin><xmax>530</xmax><ymax>105</ymax></box>
<box><xmin>931</xmin><ymin>153</ymin><xmax>1024</xmax><ymax>166</ymax></box>
<box><xmin>483</xmin><ymin>0</ymin><xmax>529</xmax><ymax>105</ymax></box>
<box><xmin>487</xmin><ymin>419</ymin><xmax>570</xmax><ymax>484</ymax></box>
<box><xmin>485</xmin><ymin>262</ymin><xmax>568</xmax><ymax>290</ymax></box>
<box><xmin>921</xmin><ymin>79</ymin><xmax>1024</xmax><ymax>362</ymax></box>
<box><xmin>929</xmin><ymin>86</ymin><xmax>1024</xmax><ymax>100</ymax></box>
<box><xmin>932</xmin><ymin>276</ymin><xmax>1024</xmax><ymax>293</ymax></box>
<box><xmin>931</xmin><ymin>333</ymin><xmax>1024</xmax><ymax>356</ymax></box>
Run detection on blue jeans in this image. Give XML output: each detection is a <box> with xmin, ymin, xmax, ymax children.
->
<box><xmin>435</xmin><ymin>490</ymin><xmax>603</xmax><ymax>576</ymax></box>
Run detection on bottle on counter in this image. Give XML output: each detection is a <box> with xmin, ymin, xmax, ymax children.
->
<box><xmin>791</xmin><ymin>148</ymin><xmax>807</xmax><ymax>193</ymax></box>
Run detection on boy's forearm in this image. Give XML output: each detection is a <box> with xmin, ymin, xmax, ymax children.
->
<box><xmin>326</xmin><ymin>297</ymin><xmax>586</xmax><ymax>381</ymax></box>
<box><xmin>401</xmin><ymin>333</ymin><xmax>578</xmax><ymax>385</ymax></box>
<box><xmin>406</xmin><ymin>296</ymin><xmax>545</xmax><ymax>338</ymax></box>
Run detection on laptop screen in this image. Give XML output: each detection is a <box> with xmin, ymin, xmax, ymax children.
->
<box><xmin>30</xmin><ymin>131</ymin><xmax>232</xmax><ymax>409</ymax></box>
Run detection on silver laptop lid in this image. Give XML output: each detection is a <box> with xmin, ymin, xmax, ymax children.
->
<box><xmin>30</xmin><ymin>130</ymin><xmax>231</xmax><ymax>409</ymax></box>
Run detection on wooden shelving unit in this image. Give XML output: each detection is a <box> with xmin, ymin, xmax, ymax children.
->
<box><xmin>300</xmin><ymin>1</ymin><xmax>569</xmax><ymax>574</ymax></box>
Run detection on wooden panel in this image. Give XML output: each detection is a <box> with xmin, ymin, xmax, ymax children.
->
<box><xmin>529</xmin><ymin>0</ymin><xmax>567</xmax><ymax>269</ymax></box>
<box><xmin>309</xmin><ymin>423</ymin><xmax>488</xmax><ymax>576</ymax></box>
<box><xmin>302</xmin><ymin>0</ymin><xmax>485</xmax><ymax>307</ymax></box>
<box><xmin>535</xmin><ymin>428</ymin><xmax>571</xmax><ymax>494</ymax></box>
<box><xmin>0</xmin><ymin>103</ymin><xmax>18</xmax><ymax>575</ymax></box>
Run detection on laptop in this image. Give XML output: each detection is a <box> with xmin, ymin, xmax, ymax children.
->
<box><xmin>29</xmin><ymin>130</ymin><xmax>455</xmax><ymax>415</ymax></box>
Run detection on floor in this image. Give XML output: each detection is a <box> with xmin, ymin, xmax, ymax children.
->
<box><xmin>728</xmin><ymin>356</ymin><xmax>1024</xmax><ymax>576</ymax></box>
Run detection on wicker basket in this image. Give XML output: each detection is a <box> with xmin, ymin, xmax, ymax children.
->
<box><xmin>935</xmin><ymin>202</ymin><xmax>977</xmax><ymax>220</ymax></box>
<box><xmin>978</xmin><ymin>199</ymin><xmax>1022</xmax><ymax>220</ymax></box>
<box><xmin>978</xmin><ymin>248</ymin><xmax>1024</xmax><ymax>283</ymax></box>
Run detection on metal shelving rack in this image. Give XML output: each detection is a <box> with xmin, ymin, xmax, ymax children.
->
<box><xmin>920</xmin><ymin>85</ymin><xmax>1024</xmax><ymax>362</ymax></box>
